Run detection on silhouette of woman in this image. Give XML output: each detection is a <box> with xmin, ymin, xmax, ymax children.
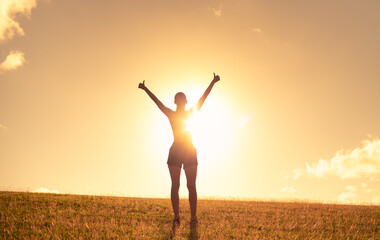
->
<box><xmin>138</xmin><ymin>73</ymin><xmax>220</xmax><ymax>225</ymax></box>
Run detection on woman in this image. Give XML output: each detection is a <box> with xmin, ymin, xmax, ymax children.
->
<box><xmin>138</xmin><ymin>73</ymin><xmax>220</xmax><ymax>225</ymax></box>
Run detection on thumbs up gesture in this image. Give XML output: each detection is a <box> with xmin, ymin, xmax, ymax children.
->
<box><xmin>138</xmin><ymin>80</ymin><xmax>146</xmax><ymax>90</ymax></box>
<box><xmin>212</xmin><ymin>73</ymin><xmax>220</xmax><ymax>84</ymax></box>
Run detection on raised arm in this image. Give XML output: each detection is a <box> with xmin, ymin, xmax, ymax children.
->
<box><xmin>193</xmin><ymin>73</ymin><xmax>220</xmax><ymax>112</ymax></box>
<box><xmin>138</xmin><ymin>80</ymin><xmax>172</xmax><ymax>116</ymax></box>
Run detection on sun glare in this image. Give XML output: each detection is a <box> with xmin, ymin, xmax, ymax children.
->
<box><xmin>153</xmin><ymin>86</ymin><xmax>249</xmax><ymax>173</ymax></box>
<box><xmin>185</xmin><ymin>93</ymin><xmax>237</xmax><ymax>170</ymax></box>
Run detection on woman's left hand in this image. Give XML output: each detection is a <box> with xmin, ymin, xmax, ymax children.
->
<box><xmin>212</xmin><ymin>73</ymin><xmax>220</xmax><ymax>84</ymax></box>
<box><xmin>138</xmin><ymin>80</ymin><xmax>146</xmax><ymax>89</ymax></box>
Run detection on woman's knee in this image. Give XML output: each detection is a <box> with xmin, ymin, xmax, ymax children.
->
<box><xmin>187</xmin><ymin>182</ymin><xmax>196</xmax><ymax>191</ymax></box>
<box><xmin>172</xmin><ymin>182</ymin><xmax>180</xmax><ymax>191</ymax></box>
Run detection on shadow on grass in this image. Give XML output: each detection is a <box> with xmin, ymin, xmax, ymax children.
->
<box><xmin>167</xmin><ymin>222</ymin><xmax>178</xmax><ymax>240</ymax></box>
<box><xmin>188</xmin><ymin>223</ymin><xmax>198</xmax><ymax>240</ymax></box>
<box><xmin>166</xmin><ymin>222</ymin><xmax>198</xmax><ymax>240</ymax></box>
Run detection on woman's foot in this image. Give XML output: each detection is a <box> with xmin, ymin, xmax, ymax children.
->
<box><xmin>173</xmin><ymin>216</ymin><xmax>180</xmax><ymax>225</ymax></box>
<box><xmin>190</xmin><ymin>218</ymin><xmax>198</xmax><ymax>226</ymax></box>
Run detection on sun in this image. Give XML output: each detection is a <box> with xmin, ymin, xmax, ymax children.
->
<box><xmin>153</xmin><ymin>87</ymin><xmax>246</xmax><ymax>172</ymax></box>
<box><xmin>184</xmin><ymin>93</ymin><xmax>236</xmax><ymax>169</ymax></box>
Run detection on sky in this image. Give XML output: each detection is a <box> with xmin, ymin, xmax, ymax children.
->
<box><xmin>1</xmin><ymin>0</ymin><xmax>379</xmax><ymax>205</ymax></box>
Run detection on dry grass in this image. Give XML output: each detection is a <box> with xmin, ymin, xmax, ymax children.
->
<box><xmin>1</xmin><ymin>192</ymin><xmax>379</xmax><ymax>239</ymax></box>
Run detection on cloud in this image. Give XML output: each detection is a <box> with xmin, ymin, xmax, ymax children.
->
<box><xmin>0</xmin><ymin>0</ymin><xmax>41</xmax><ymax>73</ymax></box>
<box><xmin>32</xmin><ymin>187</ymin><xmax>60</xmax><ymax>194</ymax></box>
<box><xmin>281</xmin><ymin>186</ymin><xmax>296</xmax><ymax>193</ymax></box>
<box><xmin>0</xmin><ymin>0</ymin><xmax>37</xmax><ymax>42</ymax></box>
<box><xmin>337</xmin><ymin>184</ymin><xmax>379</xmax><ymax>204</ymax></box>
<box><xmin>337</xmin><ymin>185</ymin><xmax>356</xmax><ymax>203</ymax></box>
<box><xmin>285</xmin><ymin>168</ymin><xmax>303</xmax><ymax>180</ymax></box>
<box><xmin>0</xmin><ymin>124</ymin><xmax>6</xmax><ymax>130</ymax></box>
<box><xmin>251</xmin><ymin>28</ymin><xmax>262</xmax><ymax>33</ymax></box>
<box><xmin>305</xmin><ymin>159</ymin><xmax>333</xmax><ymax>177</ymax></box>
<box><xmin>360</xmin><ymin>182</ymin><xmax>372</xmax><ymax>193</ymax></box>
<box><xmin>0</xmin><ymin>50</ymin><xmax>25</xmax><ymax>73</ymax></box>
<box><xmin>209</xmin><ymin>4</ymin><xmax>223</xmax><ymax>17</ymax></box>
<box><xmin>287</xmin><ymin>138</ymin><xmax>380</xmax><ymax>181</ymax></box>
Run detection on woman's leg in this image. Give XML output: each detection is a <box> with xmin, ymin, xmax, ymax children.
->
<box><xmin>184</xmin><ymin>165</ymin><xmax>197</xmax><ymax>221</ymax></box>
<box><xmin>168</xmin><ymin>165</ymin><xmax>181</xmax><ymax>218</ymax></box>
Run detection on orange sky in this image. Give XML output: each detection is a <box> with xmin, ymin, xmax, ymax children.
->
<box><xmin>1</xmin><ymin>0</ymin><xmax>380</xmax><ymax>204</ymax></box>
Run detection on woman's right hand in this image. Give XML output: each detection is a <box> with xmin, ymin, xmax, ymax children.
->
<box><xmin>138</xmin><ymin>80</ymin><xmax>146</xmax><ymax>90</ymax></box>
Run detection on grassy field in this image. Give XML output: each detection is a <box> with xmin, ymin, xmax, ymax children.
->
<box><xmin>0</xmin><ymin>192</ymin><xmax>379</xmax><ymax>239</ymax></box>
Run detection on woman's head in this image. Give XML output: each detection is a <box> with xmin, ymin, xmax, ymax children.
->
<box><xmin>174</xmin><ymin>92</ymin><xmax>187</xmax><ymax>107</ymax></box>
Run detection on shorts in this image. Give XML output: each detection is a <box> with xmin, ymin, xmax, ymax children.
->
<box><xmin>167</xmin><ymin>142</ymin><xmax>198</xmax><ymax>169</ymax></box>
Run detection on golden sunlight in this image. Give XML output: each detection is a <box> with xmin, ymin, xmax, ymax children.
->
<box><xmin>185</xmin><ymin>94</ymin><xmax>236</xmax><ymax>169</ymax></box>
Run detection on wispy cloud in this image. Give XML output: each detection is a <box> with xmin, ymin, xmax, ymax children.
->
<box><xmin>0</xmin><ymin>0</ymin><xmax>42</xmax><ymax>73</ymax></box>
<box><xmin>0</xmin><ymin>50</ymin><xmax>25</xmax><ymax>73</ymax></box>
<box><xmin>209</xmin><ymin>3</ymin><xmax>223</xmax><ymax>17</ymax></box>
<box><xmin>287</xmin><ymin>138</ymin><xmax>380</xmax><ymax>181</ymax></box>
<box><xmin>32</xmin><ymin>187</ymin><xmax>60</xmax><ymax>194</ymax></box>
<box><xmin>251</xmin><ymin>28</ymin><xmax>262</xmax><ymax>33</ymax></box>
<box><xmin>372</xmin><ymin>196</ymin><xmax>379</xmax><ymax>204</ymax></box>
<box><xmin>285</xmin><ymin>168</ymin><xmax>303</xmax><ymax>180</ymax></box>
<box><xmin>281</xmin><ymin>186</ymin><xmax>296</xmax><ymax>193</ymax></box>
<box><xmin>0</xmin><ymin>0</ymin><xmax>37</xmax><ymax>42</ymax></box>
<box><xmin>337</xmin><ymin>184</ymin><xmax>379</xmax><ymax>204</ymax></box>
<box><xmin>0</xmin><ymin>124</ymin><xmax>7</xmax><ymax>130</ymax></box>
<box><xmin>337</xmin><ymin>185</ymin><xmax>356</xmax><ymax>203</ymax></box>
<box><xmin>360</xmin><ymin>182</ymin><xmax>372</xmax><ymax>193</ymax></box>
